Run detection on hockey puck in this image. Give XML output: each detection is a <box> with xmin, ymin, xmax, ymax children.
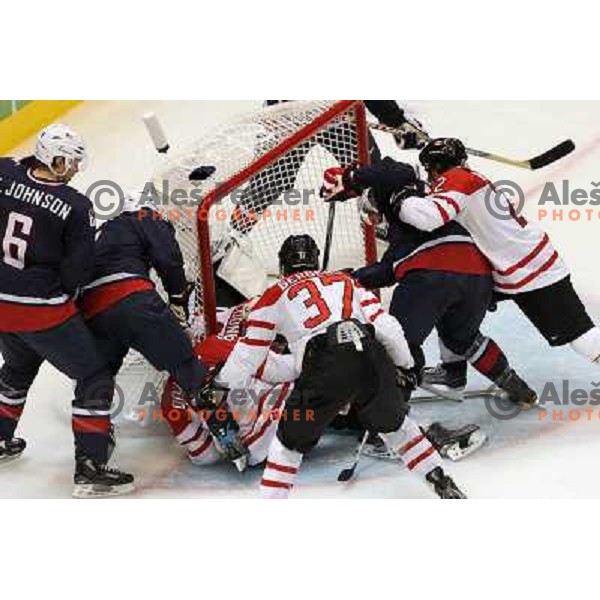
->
<box><xmin>189</xmin><ymin>165</ymin><xmax>216</xmax><ymax>181</ymax></box>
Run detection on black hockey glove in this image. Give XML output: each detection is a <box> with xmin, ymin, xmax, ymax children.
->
<box><xmin>352</xmin><ymin>261</ymin><xmax>395</xmax><ymax>289</ymax></box>
<box><xmin>393</xmin><ymin>119</ymin><xmax>429</xmax><ymax>150</ymax></box>
<box><xmin>192</xmin><ymin>372</ymin><xmax>229</xmax><ymax>411</ymax></box>
<box><xmin>192</xmin><ymin>377</ymin><xmax>249</xmax><ymax>472</ymax></box>
<box><xmin>396</xmin><ymin>366</ymin><xmax>420</xmax><ymax>392</ymax></box>
<box><xmin>396</xmin><ymin>344</ymin><xmax>425</xmax><ymax>391</ymax></box>
<box><xmin>168</xmin><ymin>281</ymin><xmax>195</xmax><ymax>326</ymax></box>
<box><xmin>389</xmin><ymin>180</ymin><xmax>427</xmax><ymax>218</ymax></box>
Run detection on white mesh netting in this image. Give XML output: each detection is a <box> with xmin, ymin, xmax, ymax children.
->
<box><xmin>115</xmin><ymin>100</ymin><xmax>374</xmax><ymax>428</ymax></box>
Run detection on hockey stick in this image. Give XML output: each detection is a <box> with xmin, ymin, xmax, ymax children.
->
<box><xmin>143</xmin><ymin>112</ymin><xmax>170</xmax><ymax>154</ymax></box>
<box><xmin>411</xmin><ymin>385</ymin><xmax>507</xmax><ymax>404</ymax></box>
<box><xmin>143</xmin><ymin>113</ymin><xmax>218</xmax><ymax>181</ymax></box>
<box><xmin>415</xmin><ymin>382</ymin><xmax>464</xmax><ymax>403</ymax></box>
<box><xmin>369</xmin><ymin>122</ymin><xmax>576</xmax><ymax>171</ymax></box>
<box><xmin>338</xmin><ymin>430</ymin><xmax>369</xmax><ymax>482</ymax></box>
<box><xmin>322</xmin><ymin>200</ymin><xmax>336</xmax><ymax>270</ymax></box>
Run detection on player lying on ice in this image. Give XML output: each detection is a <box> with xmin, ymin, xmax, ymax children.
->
<box><xmin>213</xmin><ymin>234</ymin><xmax>466</xmax><ymax>498</ymax></box>
<box><xmin>161</xmin><ymin>299</ymin><xmax>298</xmax><ymax>467</ymax></box>
<box><xmin>320</xmin><ymin>156</ymin><xmax>537</xmax><ymax>422</ymax></box>
<box><xmin>0</xmin><ymin>125</ymin><xmax>134</xmax><ymax>497</ymax></box>
<box><xmin>162</xmin><ymin>293</ymin><xmax>489</xmax><ymax>469</ymax></box>
<box><xmin>382</xmin><ymin>138</ymin><xmax>600</xmax><ymax>378</ymax></box>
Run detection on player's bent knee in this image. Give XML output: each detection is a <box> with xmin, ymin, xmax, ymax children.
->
<box><xmin>357</xmin><ymin>389</ymin><xmax>409</xmax><ymax>435</ymax></box>
<box><xmin>277</xmin><ymin>427</ymin><xmax>319</xmax><ymax>455</ymax></box>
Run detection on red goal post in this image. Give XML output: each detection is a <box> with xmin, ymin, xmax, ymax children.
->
<box><xmin>194</xmin><ymin>100</ymin><xmax>376</xmax><ymax>335</ymax></box>
<box><xmin>113</xmin><ymin>101</ymin><xmax>377</xmax><ymax>429</ymax></box>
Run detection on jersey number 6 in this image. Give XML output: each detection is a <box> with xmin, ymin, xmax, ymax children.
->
<box><xmin>2</xmin><ymin>212</ymin><xmax>33</xmax><ymax>270</ymax></box>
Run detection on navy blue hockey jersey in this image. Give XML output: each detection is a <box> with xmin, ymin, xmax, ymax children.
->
<box><xmin>351</xmin><ymin>158</ymin><xmax>491</xmax><ymax>289</ymax></box>
<box><xmin>81</xmin><ymin>206</ymin><xmax>187</xmax><ymax>319</ymax></box>
<box><xmin>0</xmin><ymin>157</ymin><xmax>95</xmax><ymax>332</ymax></box>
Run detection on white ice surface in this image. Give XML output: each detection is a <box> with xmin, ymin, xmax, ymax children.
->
<box><xmin>2</xmin><ymin>100</ymin><xmax>600</xmax><ymax>498</ymax></box>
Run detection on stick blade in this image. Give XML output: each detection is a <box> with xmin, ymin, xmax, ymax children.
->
<box><xmin>528</xmin><ymin>139</ymin><xmax>575</xmax><ymax>170</ymax></box>
<box><xmin>337</xmin><ymin>467</ymin><xmax>355</xmax><ymax>482</ymax></box>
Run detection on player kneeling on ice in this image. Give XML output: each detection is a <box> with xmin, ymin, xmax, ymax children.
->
<box><xmin>80</xmin><ymin>191</ymin><xmax>245</xmax><ymax>468</ymax></box>
<box><xmin>0</xmin><ymin>125</ymin><xmax>133</xmax><ymax>497</ymax></box>
<box><xmin>217</xmin><ymin>234</ymin><xmax>466</xmax><ymax>499</ymax></box>
<box><xmin>161</xmin><ymin>299</ymin><xmax>297</xmax><ymax>468</ymax></box>
<box><xmin>388</xmin><ymin>139</ymin><xmax>600</xmax><ymax>375</ymax></box>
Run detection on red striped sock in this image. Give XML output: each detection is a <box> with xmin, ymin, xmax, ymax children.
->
<box><xmin>260</xmin><ymin>437</ymin><xmax>303</xmax><ymax>499</ymax></box>
<box><xmin>380</xmin><ymin>417</ymin><xmax>443</xmax><ymax>477</ymax></box>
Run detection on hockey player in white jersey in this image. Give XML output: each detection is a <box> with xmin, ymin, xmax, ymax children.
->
<box><xmin>391</xmin><ymin>138</ymin><xmax>600</xmax><ymax>372</ymax></box>
<box><xmin>219</xmin><ymin>234</ymin><xmax>466</xmax><ymax>499</ymax></box>
<box><xmin>161</xmin><ymin>299</ymin><xmax>297</xmax><ymax>467</ymax></box>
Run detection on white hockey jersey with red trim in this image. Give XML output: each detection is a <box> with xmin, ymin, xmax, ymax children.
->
<box><xmin>161</xmin><ymin>300</ymin><xmax>296</xmax><ymax>467</ymax></box>
<box><xmin>220</xmin><ymin>270</ymin><xmax>413</xmax><ymax>390</ymax></box>
<box><xmin>399</xmin><ymin>167</ymin><xmax>569</xmax><ymax>294</ymax></box>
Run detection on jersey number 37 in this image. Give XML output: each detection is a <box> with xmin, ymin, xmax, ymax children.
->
<box><xmin>287</xmin><ymin>273</ymin><xmax>353</xmax><ymax>329</ymax></box>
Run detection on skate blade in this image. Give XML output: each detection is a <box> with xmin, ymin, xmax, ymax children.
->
<box><xmin>233</xmin><ymin>455</ymin><xmax>249</xmax><ymax>473</ymax></box>
<box><xmin>442</xmin><ymin>430</ymin><xmax>487</xmax><ymax>461</ymax></box>
<box><xmin>72</xmin><ymin>482</ymin><xmax>135</xmax><ymax>499</ymax></box>
<box><xmin>520</xmin><ymin>396</ymin><xmax>540</xmax><ymax>410</ymax></box>
<box><xmin>361</xmin><ymin>445</ymin><xmax>401</xmax><ymax>461</ymax></box>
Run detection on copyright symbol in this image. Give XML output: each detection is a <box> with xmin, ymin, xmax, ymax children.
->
<box><xmin>484</xmin><ymin>180</ymin><xmax>525</xmax><ymax>221</ymax></box>
<box><xmin>85</xmin><ymin>382</ymin><xmax>125</xmax><ymax>420</ymax></box>
<box><xmin>484</xmin><ymin>386</ymin><xmax>523</xmax><ymax>421</ymax></box>
<box><xmin>86</xmin><ymin>180</ymin><xmax>124</xmax><ymax>220</ymax></box>
<box><xmin>110</xmin><ymin>383</ymin><xmax>126</xmax><ymax>420</ymax></box>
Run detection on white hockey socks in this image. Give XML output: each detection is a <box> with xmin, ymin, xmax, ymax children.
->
<box><xmin>438</xmin><ymin>338</ymin><xmax>465</xmax><ymax>364</ymax></box>
<box><xmin>260</xmin><ymin>436</ymin><xmax>303</xmax><ymax>499</ymax></box>
<box><xmin>570</xmin><ymin>327</ymin><xmax>600</xmax><ymax>364</ymax></box>
<box><xmin>379</xmin><ymin>416</ymin><xmax>443</xmax><ymax>478</ymax></box>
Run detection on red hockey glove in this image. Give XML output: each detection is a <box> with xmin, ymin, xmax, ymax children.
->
<box><xmin>320</xmin><ymin>165</ymin><xmax>364</xmax><ymax>202</ymax></box>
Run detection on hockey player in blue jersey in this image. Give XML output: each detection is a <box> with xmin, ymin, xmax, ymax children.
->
<box><xmin>80</xmin><ymin>191</ymin><xmax>249</xmax><ymax>470</ymax></box>
<box><xmin>322</xmin><ymin>158</ymin><xmax>536</xmax><ymax>406</ymax></box>
<box><xmin>0</xmin><ymin>124</ymin><xmax>134</xmax><ymax>497</ymax></box>
<box><xmin>321</xmin><ymin>157</ymin><xmax>537</xmax><ymax>458</ymax></box>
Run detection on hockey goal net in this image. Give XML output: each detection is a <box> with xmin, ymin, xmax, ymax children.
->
<box><xmin>116</xmin><ymin>100</ymin><xmax>376</xmax><ymax>427</ymax></box>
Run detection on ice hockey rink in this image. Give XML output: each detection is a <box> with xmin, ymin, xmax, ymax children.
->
<box><xmin>2</xmin><ymin>100</ymin><xmax>600</xmax><ymax>499</ymax></box>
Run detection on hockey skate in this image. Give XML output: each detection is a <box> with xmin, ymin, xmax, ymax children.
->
<box><xmin>422</xmin><ymin>361</ymin><xmax>467</xmax><ymax>390</ymax></box>
<box><xmin>497</xmin><ymin>369</ymin><xmax>538</xmax><ymax>409</ymax></box>
<box><xmin>425</xmin><ymin>466</ymin><xmax>467</xmax><ymax>499</ymax></box>
<box><xmin>207</xmin><ymin>411</ymin><xmax>249</xmax><ymax>473</ymax></box>
<box><xmin>362</xmin><ymin>432</ymin><xmax>401</xmax><ymax>461</ymax></box>
<box><xmin>196</xmin><ymin>383</ymin><xmax>250</xmax><ymax>472</ymax></box>
<box><xmin>424</xmin><ymin>422</ymin><xmax>486</xmax><ymax>461</ymax></box>
<box><xmin>73</xmin><ymin>454</ymin><xmax>135</xmax><ymax>498</ymax></box>
<box><xmin>0</xmin><ymin>437</ymin><xmax>26</xmax><ymax>464</ymax></box>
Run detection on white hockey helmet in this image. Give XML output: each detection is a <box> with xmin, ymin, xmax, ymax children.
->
<box><xmin>34</xmin><ymin>123</ymin><xmax>88</xmax><ymax>175</ymax></box>
<box><xmin>121</xmin><ymin>188</ymin><xmax>157</xmax><ymax>214</ymax></box>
